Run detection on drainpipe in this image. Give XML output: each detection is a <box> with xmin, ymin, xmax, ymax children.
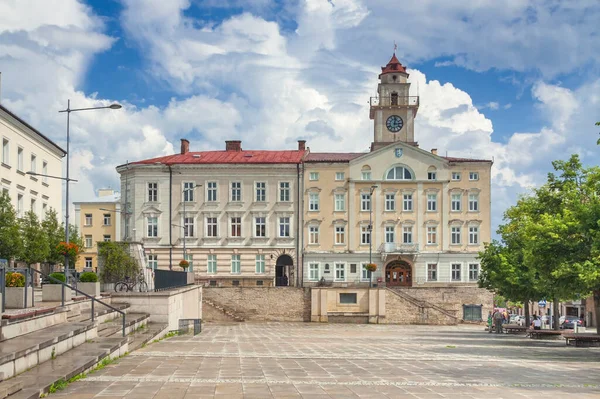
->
<box><xmin>296</xmin><ymin>162</ymin><xmax>301</xmax><ymax>287</ymax></box>
<box><xmin>168</xmin><ymin>164</ymin><xmax>173</xmax><ymax>270</ymax></box>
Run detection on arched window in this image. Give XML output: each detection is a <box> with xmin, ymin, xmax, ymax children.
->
<box><xmin>427</xmin><ymin>166</ymin><xmax>437</xmax><ymax>181</ymax></box>
<box><xmin>361</xmin><ymin>165</ymin><xmax>372</xmax><ymax>180</ymax></box>
<box><xmin>386</xmin><ymin>165</ymin><xmax>413</xmax><ymax>181</ymax></box>
<box><xmin>391</xmin><ymin>92</ymin><xmax>398</xmax><ymax>105</ymax></box>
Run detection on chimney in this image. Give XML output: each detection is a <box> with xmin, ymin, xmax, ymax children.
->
<box><xmin>225</xmin><ymin>140</ymin><xmax>242</xmax><ymax>152</ymax></box>
<box><xmin>180</xmin><ymin>139</ymin><xmax>190</xmax><ymax>154</ymax></box>
<box><xmin>431</xmin><ymin>148</ymin><xmax>438</xmax><ymax>155</ymax></box>
<box><xmin>298</xmin><ymin>140</ymin><xmax>306</xmax><ymax>151</ymax></box>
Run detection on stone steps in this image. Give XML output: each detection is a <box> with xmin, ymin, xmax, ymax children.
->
<box><xmin>202</xmin><ymin>299</ymin><xmax>245</xmax><ymax>322</ymax></box>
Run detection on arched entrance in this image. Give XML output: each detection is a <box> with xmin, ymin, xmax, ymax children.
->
<box><xmin>275</xmin><ymin>254</ymin><xmax>293</xmax><ymax>286</ymax></box>
<box><xmin>385</xmin><ymin>261</ymin><xmax>412</xmax><ymax>287</ymax></box>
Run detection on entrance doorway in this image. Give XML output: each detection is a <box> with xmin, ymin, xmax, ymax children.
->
<box><xmin>385</xmin><ymin>261</ymin><xmax>412</xmax><ymax>287</ymax></box>
<box><xmin>275</xmin><ymin>254</ymin><xmax>293</xmax><ymax>286</ymax></box>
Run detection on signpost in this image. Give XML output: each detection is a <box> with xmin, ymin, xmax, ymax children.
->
<box><xmin>538</xmin><ymin>299</ymin><xmax>547</xmax><ymax>308</ymax></box>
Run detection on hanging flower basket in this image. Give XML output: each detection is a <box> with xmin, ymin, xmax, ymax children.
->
<box><xmin>364</xmin><ymin>263</ymin><xmax>377</xmax><ymax>272</ymax></box>
<box><xmin>179</xmin><ymin>259</ymin><xmax>190</xmax><ymax>269</ymax></box>
<box><xmin>56</xmin><ymin>242</ymin><xmax>79</xmax><ymax>258</ymax></box>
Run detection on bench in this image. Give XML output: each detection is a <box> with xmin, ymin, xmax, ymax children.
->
<box><xmin>526</xmin><ymin>329</ymin><xmax>563</xmax><ymax>339</ymax></box>
<box><xmin>563</xmin><ymin>333</ymin><xmax>600</xmax><ymax>347</ymax></box>
<box><xmin>503</xmin><ymin>324</ymin><xmax>527</xmax><ymax>334</ymax></box>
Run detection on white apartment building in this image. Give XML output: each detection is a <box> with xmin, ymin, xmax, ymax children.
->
<box><xmin>0</xmin><ymin>104</ymin><xmax>65</xmax><ymax>220</ymax></box>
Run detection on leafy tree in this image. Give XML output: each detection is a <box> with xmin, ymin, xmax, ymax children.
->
<box><xmin>0</xmin><ymin>191</ymin><xmax>23</xmax><ymax>261</ymax></box>
<box><xmin>20</xmin><ymin>210</ymin><xmax>50</xmax><ymax>265</ymax></box>
<box><xmin>42</xmin><ymin>208</ymin><xmax>63</xmax><ymax>265</ymax></box>
<box><xmin>97</xmin><ymin>241</ymin><xmax>140</xmax><ymax>283</ymax></box>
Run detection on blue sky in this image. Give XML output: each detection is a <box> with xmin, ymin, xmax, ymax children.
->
<box><xmin>1</xmin><ymin>0</ymin><xmax>599</xmax><ymax>233</ymax></box>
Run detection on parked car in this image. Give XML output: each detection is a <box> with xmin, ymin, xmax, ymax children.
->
<box><xmin>561</xmin><ymin>316</ymin><xmax>584</xmax><ymax>329</ymax></box>
<box><xmin>513</xmin><ymin>315</ymin><xmax>525</xmax><ymax>326</ymax></box>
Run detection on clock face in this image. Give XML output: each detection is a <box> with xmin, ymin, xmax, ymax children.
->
<box><xmin>386</xmin><ymin>115</ymin><xmax>404</xmax><ymax>132</ymax></box>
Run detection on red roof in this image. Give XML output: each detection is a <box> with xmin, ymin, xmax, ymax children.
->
<box><xmin>305</xmin><ymin>152</ymin><xmax>364</xmax><ymax>162</ymax></box>
<box><xmin>442</xmin><ymin>156</ymin><xmax>493</xmax><ymax>163</ymax></box>
<box><xmin>130</xmin><ymin>150</ymin><xmax>306</xmax><ymax>166</ymax></box>
<box><xmin>379</xmin><ymin>53</ymin><xmax>408</xmax><ymax>77</ymax></box>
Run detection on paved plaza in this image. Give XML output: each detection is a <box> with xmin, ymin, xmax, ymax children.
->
<box><xmin>55</xmin><ymin>322</ymin><xmax>600</xmax><ymax>398</ymax></box>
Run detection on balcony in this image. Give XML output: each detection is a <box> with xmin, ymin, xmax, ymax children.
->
<box><xmin>379</xmin><ymin>243</ymin><xmax>419</xmax><ymax>260</ymax></box>
<box><xmin>370</xmin><ymin>96</ymin><xmax>419</xmax><ymax>107</ymax></box>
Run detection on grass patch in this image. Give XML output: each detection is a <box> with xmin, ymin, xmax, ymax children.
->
<box><xmin>48</xmin><ymin>379</ymin><xmax>67</xmax><ymax>393</ymax></box>
<box><xmin>445</xmin><ymin>345</ymin><xmax>456</xmax><ymax>348</ymax></box>
<box><xmin>152</xmin><ymin>330</ymin><xmax>179</xmax><ymax>343</ymax></box>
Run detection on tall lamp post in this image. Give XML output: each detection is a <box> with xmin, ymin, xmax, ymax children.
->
<box><xmin>368</xmin><ymin>185</ymin><xmax>378</xmax><ymax>288</ymax></box>
<box><xmin>180</xmin><ymin>184</ymin><xmax>201</xmax><ymax>271</ymax></box>
<box><xmin>59</xmin><ymin>101</ymin><xmax>121</xmax><ymax>285</ymax></box>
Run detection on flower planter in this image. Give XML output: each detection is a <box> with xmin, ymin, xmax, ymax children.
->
<box><xmin>42</xmin><ymin>284</ymin><xmax>72</xmax><ymax>302</ymax></box>
<box><xmin>5</xmin><ymin>287</ymin><xmax>34</xmax><ymax>309</ymax></box>
<box><xmin>78</xmin><ymin>282</ymin><xmax>100</xmax><ymax>298</ymax></box>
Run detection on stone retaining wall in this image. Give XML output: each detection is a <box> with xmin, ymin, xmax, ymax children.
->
<box><xmin>385</xmin><ymin>290</ymin><xmax>457</xmax><ymax>325</ymax></box>
<box><xmin>203</xmin><ymin>287</ymin><xmax>311</xmax><ymax>322</ymax></box>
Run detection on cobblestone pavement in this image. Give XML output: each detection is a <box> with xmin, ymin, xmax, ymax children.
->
<box><xmin>55</xmin><ymin>322</ymin><xmax>600</xmax><ymax>398</ymax></box>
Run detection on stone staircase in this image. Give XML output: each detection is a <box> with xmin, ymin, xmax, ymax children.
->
<box><xmin>386</xmin><ymin>288</ymin><xmax>459</xmax><ymax>324</ymax></box>
<box><xmin>202</xmin><ymin>298</ymin><xmax>245</xmax><ymax>322</ymax></box>
<box><xmin>0</xmin><ymin>296</ymin><xmax>168</xmax><ymax>398</ymax></box>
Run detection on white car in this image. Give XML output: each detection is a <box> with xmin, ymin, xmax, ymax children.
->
<box><xmin>513</xmin><ymin>315</ymin><xmax>525</xmax><ymax>326</ymax></box>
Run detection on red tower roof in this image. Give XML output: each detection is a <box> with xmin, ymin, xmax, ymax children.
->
<box><xmin>379</xmin><ymin>53</ymin><xmax>408</xmax><ymax>77</ymax></box>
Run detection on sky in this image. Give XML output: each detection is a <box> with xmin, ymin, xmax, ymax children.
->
<box><xmin>0</xmin><ymin>0</ymin><xmax>599</xmax><ymax>235</ymax></box>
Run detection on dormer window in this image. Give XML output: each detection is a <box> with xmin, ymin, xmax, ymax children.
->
<box><xmin>385</xmin><ymin>165</ymin><xmax>413</xmax><ymax>180</ymax></box>
<box><xmin>392</xmin><ymin>75</ymin><xmax>397</xmax><ymax>81</ymax></box>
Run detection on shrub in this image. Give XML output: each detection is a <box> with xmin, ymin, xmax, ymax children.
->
<box><xmin>6</xmin><ymin>272</ymin><xmax>25</xmax><ymax>287</ymax></box>
<box><xmin>179</xmin><ymin>259</ymin><xmax>189</xmax><ymax>269</ymax></box>
<box><xmin>79</xmin><ymin>272</ymin><xmax>98</xmax><ymax>283</ymax></box>
<box><xmin>48</xmin><ymin>272</ymin><xmax>66</xmax><ymax>284</ymax></box>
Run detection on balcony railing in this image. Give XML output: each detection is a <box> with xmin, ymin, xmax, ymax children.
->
<box><xmin>379</xmin><ymin>243</ymin><xmax>419</xmax><ymax>254</ymax></box>
<box><xmin>370</xmin><ymin>96</ymin><xmax>419</xmax><ymax>107</ymax></box>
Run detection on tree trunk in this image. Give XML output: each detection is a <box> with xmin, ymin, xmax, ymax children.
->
<box><xmin>553</xmin><ymin>297</ymin><xmax>560</xmax><ymax>330</ymax></box>
<box><xmin>594</xmin><ymin>290</ymin><xmax>600</xmax><ymax>333</ymax></box>
<box><xmin>524</xmin><ymin>300</ymin><xmax>531</xmax><ymax>327</ymax></box>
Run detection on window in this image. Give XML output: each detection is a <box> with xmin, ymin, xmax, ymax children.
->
<box><xmin>463</xmin><ymin>304</ymin><xmax>483</xmax><ymax>321</ymax></box>
<box><xmin>386</xmin><ymin>166</ymin><xmax>412</xmax><ymax>180</ymax></box>
<box><xmin>402</xmin><ymin>226</ymin><xmax>413</xmax><ymax>244</ymax></box>
<box><xmin>469</xmin><ymin>194</ymin><xmax>479</xmax><ymax>211</ymax></box>
<box><xmin>469</xmin><ymin>264</ymin><xmax>480</xmax><ymax>281</ymax></box>
<box><xmin>452</xmin><ymin>172</ymin><xmax>461</xmax><ymax>181</ymax></box>
<box><xmin>230</xmin><ymin>217</ymin><xmax>241</xmax><ymax>237</ymax></box>
<box><xmin>184</xmin><ymin>217</ymin><xmax>195</xmax><ymax>237</ymax></box>
<box><xmin>148</xmin><ymin>183</ymin><xmax>158</xmax><ymax>202</ymax></box>
<box><xmin>451</xmin><ymin>226</ymin><xmax>461</xmax><ymax>244</ymax></box>
<box><xmin>17</xmin><ymin>194</ymin><xmax>23</xmax><ymax>218</ymax></box>
<box><xmin>469</xmin><ymin>172</ymin><xmax>479</xmax><ymax>181</ymax></box>
<box><xmin>334</xmin><ymin>193</ymin><xmax>345</xmax><ymax>211</ymax></box>
<box><xmin>335</xmin><ymin>263</ymin><xmax>345</xmax><ymax>281</ymax></box>
<box><xmin>361</xmin><ymin>193</ymin><xmax>371</xmax><ymax>211</ymax></box>
<box><xmin>2</xmin><ymin>138</ymin><xmax>8</xmax><ymax>165</ymax></box>
<box><xmin>42</xmin><ymin>203</ymin><xmax>47</xmax><ymax>216</ymax></box>
<box><xmin>350</xmin><ymin>264</ymin><xmax>357</xmax><ymax>273</ymax></box>
<box><xmin>309</xmin><ymin>192</ymin><xmax>319</xmax><ymax>211</ymax></box>
<box><xmin>451</xmin><ymin>264</ymin><xmax>461</xmax><ymax>281</ymax></box>
<box><xmin>207</xmin><ymin>182</ymin><xmax>217</xmax><ymax>202</ymax></box>
<box><xmin>148</xmin><ymin>255</ymin><xmax>158</xmax><ymax>270</ymax></box>
<box><xmin>279</xmin><ymin>217</ymin><xmax>290</xmax><ymax>237</ymax></box>
<box><xmin>230</xmin><ymin>182</ymin><xmax>241</xmax><ymax>202</ymax></box>
<box><xmin>279</xmin><ymin>182</ymin><xmax>290</xmax><ymax>202</ymax></box>
<box><xmin>361</xmin><ymin>171</ymin><xmax>372</xmax><ymax>180</ymax></box>
<box><xmin>85</xmin><ymin>258</ymin><xmax>93</xmax><ymax>268</ymax></box>
<box><xmin>30</xmin><ymin>154</ymin><xmax>36</xmax><ymax>173</ymax></box>
<box><xmin>385</xmin><ymin>193</ymin><xmax>395</xmax><ymax>211</ymax></box>
<box><xmin>403</xmin><ymin>194</ymin><xmax>413</xmax><ymax>211</ymax></box>
<box><xmin>361</xmin><ymin>262</ymin><xmax>370</xmax><ymax>281</ymax></box>
<box><xmin>309</xmin><ymin>172</ymin><xmax>319</xmax><ymax>181</ymax></box>
<box><xmin>206</xmin><ymin>217</ymin><xmax>218</xmax><ymax>237</ymax></box>
<box><xmin>339</xmin><ymin>293</ymin><xmax>357</xmax><ymax>304</ymax></box>
<box><xmin>231</xmin><ymin>255</ymin><xmax>241</xmax><ymax>274</ymax></box>
<box><xmin>255</xmin><ymin>217</ymin><xmax>266</xmax><ymax>237</ymax></box>
<box><xmin>17</xmin><ymin>147</ymin><xmax>23</xmax><ymax>171</ymax></box>
<box><xmin>361</xmin><ymin>226</ymin><xmax>371</xmax><ymax>245</ymax></box>
<box><xmin>469</xmin><ymin>226</ymin><xmax>479</xmax><ymax>244</ymax></box>
<box><xmin>451</xmin><ymin>193</ymin><xmax>461</xmax><ymax>211</ymax></box>
<box><xmin>255</xmin><ymin>182</ymin><xmax>266</xmax><ymax>202</ymax></box>
<box><xmin>147</xmin><ymin>217</ymin><xmax>158</xmax><ymax>237</ymax></box>
<box><xmin>255</xmin><ymin>255</ymin><xmax>265</xmax><ymax>274</ymax></box>
<box><xmin>427</xmin><ymin>193</ymin><xmax>437</xmax><ymax>211</ymax></box>
<box><xmin>103</xmin><ymin>213</ymin><xmax>111</xmax><ymax>226</ymax></box>
<box><xmin>85</xmin><ymin>213</ymin><xmax>93</xmax><ymax>226</ymax></box>
<box><xmin>183</xmin><ymin>182</ymin><xmax>195</xmax><ymax>202</ymax></box>
<box><xmin>335</xmin><ymin>172</ymin><xmax>345</xmax><ymax>181</ymax></box>
<box><xmin>232</xmin><ymin>280</ymin><xmax>240</xmax><ymax>286</ymax></box>
<box><xmin>427</xmin><ymin>264</ymin><xmax>437</xmax><ymax>281</ymax></box>
<box><xmin>103</xmin><ymin>235</ymin><xmax>111</xmax><ymax>242</ymax></box>
<box><xmin>207</xmin><ymin>255</ymin><xmax>217</xmax><ymax>274</ymax></box>
<box><xmin>85</xmin><ymin>235</ymin><xmax>93</xmax><ymax>248</ymax></box>
<box><xmin>427</xmin><ymin>171</ymin><xmax>436</xmax><ymax>180</ymax></box>
<box><xmin>30</xmin><ymin>199</ymin><xmax>36</xmax><ymax>213</ymax></box>
<box><xmin>385</xmin><ymin>226</ymin><xmax>395</xmax><ymax>243</ymax></box>
<box><xmin>309</xmin><ymin>226</ymin><xmax>319</xmax><ymax>244</ymax></box>
<box><xmin>335</xmin><ymin>226</ymin><xmax>345</xmax><ymax>244</ymax></box>
<box><xmin>309</xmin><ymin>263</ymin><xmax>319</xmax><ymax>280</ymax></box>
<box><xmin>427</xmin><ymin>226</ymin><xmax>437</xmax><ymax>245</ymax></box>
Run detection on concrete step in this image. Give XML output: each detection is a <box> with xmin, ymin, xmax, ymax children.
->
<box><xmin>1</xmin><ymin>336</ymin><xmax>128</xmax><ymax>399</ymax></box>
<box><xmin>67</xmin><ymin>303</ymin><xmax>130</xmax><ymax>324</ymax></box>
<box><xmin>126</xmin><ymin>322</ymin><xmax>169</xmax><ymax>352</ymax></box>
<box><xmin>98</xmin><ymin>313</ymin><xmax>149</xmax><ymax>338</ymax></box>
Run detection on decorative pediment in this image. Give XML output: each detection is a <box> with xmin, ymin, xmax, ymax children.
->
<box><xmin>142</xmin><ymin>206</ymin><xmax>162</xmax><ymax>215</ymax></box>
<box><xmin>424</xmin><ymin>219</ymin><xmax>439</xmax><ymax>225</ymax></box>
<box><xmin>332</xmin><ymin>219</ymin><xmax>347</xmax><ymax>225</ymax></box>
<box><xmin>448</xmin><ymin>188</ymin><xmax>464</xmax><ymax>194</ymax></box>
<box><xmin>467</xmin><ymin>219</ymin><xmax>483</xmax><ymax>225</ymax></box>
<box><xmin>402</xmin><ymin>188</ymin><xmax>416</xmax><ymax>194</ymax></box>
<box><xmin>383</xmin><ymin>187</ymin><xmax>399</xmax><ymax>194</ymax></box>
<box><xmin>400</xmin><ymin>219</ymin><xmax>416</xmax><ymax>225</ymax></box>
<box><xmin>449</xmin><ymin>219</ymin><xmax>464</xmax><ymax>225</ymax></box>
<box><xmin>468</xmin><ymin>188</ymin><xmax>481</xmax><ymax>194</ymax></box>
<box><xmin>305</xmin><ymin>218</ymin><xmax>322</xmax><ymax>225</ymax></box>
<box><xmin>424</xmin><ymin>188</ymin><xmax>440</xmax><ymax>193</ymax></box>
<box><xmin>332</xmin><ymin>187</ymin><xmax>348</xmax><ymax>193</ymax></box>
<box><xmin>305</xmin><ymin>187</ymin><xmax>322</xmax><ymax>193</ymax></box>
<box><xmin>383</xmin><ymin>219</ymin><xmax>398</xmax><ymax>226</ymax></box>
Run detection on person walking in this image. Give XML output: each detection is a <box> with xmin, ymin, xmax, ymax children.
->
<box><xmin>493</xmin><ymin>309</ymin><xmax>504</xmax><ymax>334</ymax></box>
<box><xmin>487</xmin><ymin>311</ymin><xmax>493</xmax><ymax>333</ymax></box>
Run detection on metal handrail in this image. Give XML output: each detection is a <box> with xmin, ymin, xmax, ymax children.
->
<box><xmin>30</xmin><ymin>268</ymin><xmax>126</xmax><ymax>337</ymax></box>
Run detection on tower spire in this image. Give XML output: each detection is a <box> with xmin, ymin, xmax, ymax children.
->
<box><xmin>393</xmin><ymin>41</ymin><xmax>397</xmax><ymax>54</ymax></box>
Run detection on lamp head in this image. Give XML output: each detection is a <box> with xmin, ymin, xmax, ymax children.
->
<box><xmin>109</xmin><ymin>103</ymin><xmax>122</xmax><ymax>110</ymax></box>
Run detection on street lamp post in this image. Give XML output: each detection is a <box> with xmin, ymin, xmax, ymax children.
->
<box><xmin>368</xmin><ymin>185</ymin><xmax>378</xmax><ymax>288</ymax></box>
<box><xmin>58</xmin><ymin>101</ymin><xmax>121</xmax><ymax>290</ymax></box>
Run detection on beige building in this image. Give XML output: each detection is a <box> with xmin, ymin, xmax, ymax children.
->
<box><xmin>302</xmin><ymin>54</ymin><xmax>493</xmax><ymax>311</ymax></box>
<box><xmin>117</xmin><ymin>140</ymin><xmax>306</xmax><ymax>287</ymax></box>
<box><xmin>74</xmin><ymin>189</ymin><xmax>121</xmax><ymax>271</ymax></box>
<box><xmin>1</xmin><ymin>104</ymin><xmax>65</xmax><ymax>221</ymax></box>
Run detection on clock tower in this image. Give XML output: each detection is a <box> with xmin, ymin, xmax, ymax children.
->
<box><xmin>370</xmin><ymin>53</ymin><xmax>419</xmax><ymax>151</ymax></box>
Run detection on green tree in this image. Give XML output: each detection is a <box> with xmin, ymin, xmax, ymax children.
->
<box><xmin>65</xmin><ymin>225</ymin><xmax>84</xmax><ymax>268</ymax></box>
<box><xmin>0</xmin><ymin>191</ymin><xmax>23</xmax><ymax>261</ymax></box>
<box><xmin>97</xmin><ymin>241</ymin><xmax>140</xmax><ymax>283</ymax></box>
<box><xmin>20</xmin><ymin>210</ymin><xmax>50</xmax><ymax>265</ymax></box>
<box><xmin>42</xmin><ymin>208</ymin><xmax>63</xmax><ymax>265</ymax></box>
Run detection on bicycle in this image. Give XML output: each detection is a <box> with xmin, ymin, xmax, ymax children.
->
<box><xmin>115</xmin><ymin>273</ymin><xmax>148</xmax><ymax>293</ymax></box>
